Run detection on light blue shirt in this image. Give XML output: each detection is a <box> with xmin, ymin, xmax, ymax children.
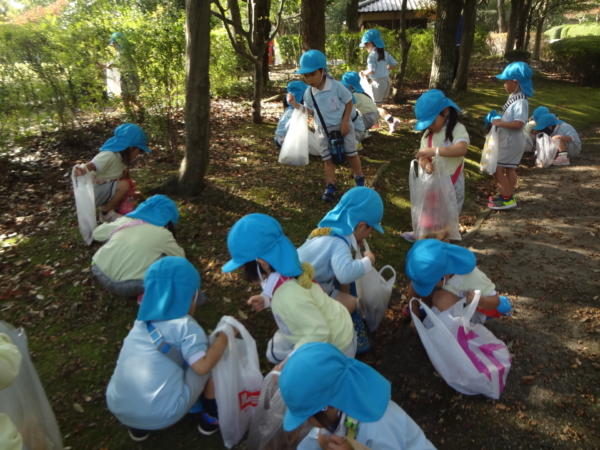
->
<box><xmin>501</xmin><ymin>95</ymin><xmax>528</xmax><ymax>124</ymax></box>
<box><xmin>351</xmin><ymin>106</ymin><xmax>365</xmax><ymax>132</ymax></box>
<box><xmin>298</xmin><ymin>401</ymin><xmax>437</xmax><ymax>450</ymax></box>
<box><xmin>367</xmin><ymin>50</ymin><xmax>398</xmax><ymax>80</ymax></box>
<box><xmin>552</xmin><ymin>122</ymin><xmax>580</xmax><ymax>143</ymax></box>
<box><xmin>275</xmin><ymin>107</ymin><xmax>294</xmax><ymax>138</ymax></box>
<box><xmin>106</xmin><ymin>317</ymin><xmax>208</xmax><ymax>430</ymax></box>
<box><xmin>297</xmin><ymin>234</ymin><xmax>370</xmax><ymax>295</ymax></box>
<box><xmin>303</xmin><ymin>78</ymin><xmax>353</xmax><ymax>130</ymax></box>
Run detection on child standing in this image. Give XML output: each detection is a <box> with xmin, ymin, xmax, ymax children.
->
<box><xmin>488</xmin><ymin>62</ymin><xmax>533</xmax><ymax>210</ymax></box>
<box><xmin>279</xmin><ymin>343</ymin><xmax>436</xmax><ymax>450</ymax></box>
<box><xmin>106</xmin><ymin>257</ymin><xmax>232</xmax><ymax>441</ymax></box>
<box><xmin>402</xmin><ymin>89</ymin><xmax>469</xmax><ymax>243</ymax></box>
<box><xmin>274</xmin><ymin>81</ymin><xmax>309</xmax><ymax>148</ymax></box>
<box><xmin>222</xmin><ymin>213</ymin><xmax>356</xmax><ymax>364</ymax></box>
<box><xmin>533</xmin><ymin>113</ymin><xmax>581</xmax><ymax>166</ymax></box>
<box><xmin>341</xmin><ymin>71</ymin><xmax>380</xmax><ymax>131</ymax></box>
<box><xmin>73</xmin><ymin>123</ymin><xmax>150</xmax><ymax>223</ymax></box>
<box><xmin>287</xmin><ymin>50</ymin><xmax>365</xmax><ymax>202</ymax></box>
<box><xmin>91</xmin><ymin>195</ymin><xmax>184</xmax><ymax>298</ymax></box>
<box><xmin>359</xmin><ymin>29</ymin><xmax>402</xmax><ymax>134</ymax></box>
<box><xmin>297</xmin><ymin>187</ymin><xmax>384</xmax><ymax>353</ymax></box>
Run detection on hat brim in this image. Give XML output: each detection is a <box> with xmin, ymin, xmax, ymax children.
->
<box><xmin>415</xmin><ymin>98</ymin><xmax>461</xmax><ymax>131</ymax></box>
<box><xmin>414</xmin><ymin>117</ymin><xmax>436</xmax><ymax>131</ymax></box>
<box><xmin>296</xmin><ymin>67</ymin><xmax>321</xmax><ymax>74</ymax></box>
<box><xmin>359</xmin><ymin>42</ymin><xmax>366</xmax><ymax>48</ymax></box>
<box><xmin>372</xmin><ymin>223</ymin><xmax>384</xmax><ymax>234</ymax></box>
<box><xmin>222</xmin><ymin>258</ymin><xmax>244</xmax><ymax>273</ymax></box>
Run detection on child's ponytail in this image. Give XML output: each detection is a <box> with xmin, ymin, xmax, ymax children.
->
<box><xmin>445</xmin><ymin>108</ymin><xmax>464</xmax><ymax>142</ymax></box>
<box><xmin>119</xmin><ymin>147</ymin><xmax>133</xmax><ymax>167</ymax></box>
<box><xmin>376</xmin><ymin>47</ymin><xmax>385</xmax><ymax>62</ymax></box>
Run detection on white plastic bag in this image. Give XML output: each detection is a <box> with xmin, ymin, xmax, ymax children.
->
<box><xmin>308</xmin><ymin>128</ymin><xmax>320</xmax><ymax>156</ymax></box>
<box><xmin>0</xmin><ymin>321</ymin><xmax>64</xmax><ymax>450</ymax></box>
<box><xmin>355</xmin><ymin>240</ymin><xmax>396</xmax><ymax>332</ymax></box>
<box><xmin>408</xmin><ymin>152</ymin><xmax>461</xmax><ymax>241</ymax></box>
<box><xmin>247</xmin><ymin>371</ymin><xmax>313</xmax><ymax>450</ymax></box>
<box><xmin>210</xmin><ymin>316</ymin><xmax>264</xmax><ymax>448</ymax></box>
<box><xmin>536</xmin><ymin>133</ymin><xmax>558</xmax><ymax>168</ymax></box>
<box><xmin>71</xmin><ymin>166</ymin><xmax>97</xmax><ymax>245</ymax></box>
<box><xmin>278</xmin><ymin>108</ymin><xmax>310</xmax><ymax>166</ymax></box>
<box><xmin>479</xmin><ymin>126</ymin><xmax>498</xmax><ymax>175</ymax></box>
<box><xmin>359</xmin><ymin>74</ymin><xmax>374</xmax><ymax>100</ymax></box>
<box><xmin>410</xmin><ymin>292</ymin><xmax>511</xmax><ymax>399</ymax></box>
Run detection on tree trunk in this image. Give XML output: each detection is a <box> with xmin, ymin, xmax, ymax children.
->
<box><xmin>515</xmin><ymin>0</ymin><xmax>532</xmax><ymax>50</ymax></box>
<box><xmin>301</xmin><ymin>0</ymin><xmax>326</xmax><ymax>52</ymax></box>
<box><xmin>429</xmin><ymin>0</ymin><xmax>462</xmax><ymax>92</ymax></box>
<box><xmin>346</xmin><ymin>0</ymin><xmax>360</xmax><ymax>32</ymax></box>
<box><xmin>178</xmin><ymin>0</ymin><xmax>211</xmax><ymax>196</ymax></box>
<box><xmin>524</xmin><ymin>5</ymin><xmax>535</xmax><ymax>51</ymax></box>
<box><xmin>498</xmin><ymin>0</ymin><xmax>508</xmax><ymax>33</ymax></box>
<box><xmin>532</xmin><ymin>0</ymin><xmax>549</xmax><ymax>59</ymax></box>
<box><xmin>252</xmin><ymin>61</ymin><xmax>264</xmax><ymax>124</ymax></box>
<box><xmin>453</xmin><ymin>0</ymin><xmax>477</xmax><ymax>92</ymax></box>
<box><xmin>505</xmin><ymin>0</ymin><xmax>521</xmax><ymax>53</ymax></box>
<box><xmin>392</xmin><ymin>0</ymin><xmax>411</xmax><ymax>102</ymax></box>
<box><xmin>257</xmin><ymin>0</ymin><xmax>271</xmax><ymax>85</ymax></box>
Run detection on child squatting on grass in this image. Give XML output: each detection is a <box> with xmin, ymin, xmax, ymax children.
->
<box><xmin>106</xmin><ymin>257</ymin><xmax>237</xmax><ymax>441</ymax></box>
<box><xmin>279</xmin><ymin>342</ymin><xmax>436</xmax><ymax>450</ymax></box>
<box><xmin>222</xmin><ymin>213</ymin><xmax>357</xmax><ymax>365</ymax></box>
<box><xmin>404</xmin><ymin>239</ymin><xmax>512</xmax><ymax>334</ymax></box>
<box><xmin>297</xmin><ymin>187</ymin><xmax>384</xmax><ymax>354</ymax></box>
<box><xmin>73</xmin><ymin>123</ymin><xmax>150</xmax><ymax>223</ymax></box>
<box><xmin>401</xmin><ymin>89</ymin><xmax>470</xmax><ymax>243</ymax></box>
<box><xmin>91</xmin><ymin>195</ymin><xmax>184</xmax><ymax>299</ymax></box>
<box><xmin>533</xmin><ymin>112</ymin><xmax>581</xmax><ymax>166</ymax></box>
<box><xmin>341</xmin><ymin>71</ymin><xmax>381</xmax><ymax>131</ymax></box>
<box><xmin>287</xmin><ymin>50</ymin><xmax>365</xmax><ymax>202</ymax></box>
<box><xmin>274</xmin><ymin>80</ymin><xmax>309</xmax><ymax>148</ymax></box>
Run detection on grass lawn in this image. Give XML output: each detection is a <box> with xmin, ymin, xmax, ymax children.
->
<box><xmin>1</xmin><ymin>75</ymin><xmax>599</xmax><ymax>449</ymax></box>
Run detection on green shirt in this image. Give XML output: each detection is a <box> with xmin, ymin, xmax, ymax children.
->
<box><xmin>442</xmin><ymin>267</ymin><xmax>496</xmax><ymax>298</ymax></box>
<box><xmin>92</xmin><ymin>217</ymin><xmax>185</xmax><ymax>281</ymax></box>
<box><xmin>91</xmin><ymin>151</ymin><xmax>126</xmax><ymax>181</ymax></box>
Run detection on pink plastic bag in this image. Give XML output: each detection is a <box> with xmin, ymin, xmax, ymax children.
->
<box><xmin>117</xmin><ymin>178</ymin><xmax>136</xmax><ymax>215</ymax></box>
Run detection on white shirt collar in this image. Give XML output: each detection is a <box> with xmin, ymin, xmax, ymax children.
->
<box><xmin>311</xmin><ymin>76</ymin><xmax>332</xmax><ymax>95</ymax></box>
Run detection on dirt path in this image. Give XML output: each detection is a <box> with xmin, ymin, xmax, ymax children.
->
<box><xmin>380</xmin><ymin>137</ymin><xmax>600</xmax><ymax>449</ymax></box>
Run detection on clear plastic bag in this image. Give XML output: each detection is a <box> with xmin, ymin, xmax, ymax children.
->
<box><xmin>355</xmin><ymin>240</ymin><xmax>396</xmax><ymax>332</ymax></box>
<box><xmin>210</xmin><ymin>316</ymin><xmax>264</xmax><ymax>449</ymax></box>
<box><xmin>409</xmin><ymin>152</ymin><xmax>461</xmax><ymax>241</ymax></box>
<box><xmin>0</xmin><ymin>321</ymin><xmax>64</xmax><ymax>450</ymax></box>
<box><xmin>536</xmin><ymin>133</ymin><xmax>558</xmax><ymax>168</ymax></box>
<box><xmin>247</xmin><ymin>371</ymin><xmax>312</xmax><ymax>450</ymax></box>
<box><xmin>71</xmin><ymin>166</ymin><xmax>96</xmax><ymax>245</ymax></box>
<box><xmin>278</xmin><ymin>109</ymin><xmax>310</xmax><ymax>166</ymax></box>
<box><xmin>308</xmin><ymin>129</ymin><xmax>320</xmax><ymax>156</ymax></box>
<box><xmin>359</xmin><ymin>74</ymin><xmax>374</xmax><ymax>100</ymax></box>
<box><xmin>480</xmin><ymin>126</ymin><xmax>499</xmax><ymax>175</ymax></box>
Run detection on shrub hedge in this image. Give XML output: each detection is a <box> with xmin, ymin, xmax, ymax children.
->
<box><xmin>545</xmin><ymin>23</ymin><xmax>600</xmax><ymax>39</ymax></box>
<box><xmin>549</xmin><ymin>36</ymin><xmax>600</xmax><ymax>85</ymax></box>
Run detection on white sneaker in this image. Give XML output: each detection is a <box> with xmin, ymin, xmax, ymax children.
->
<box><xmin>389</xmin><ymin>118</ymin><xmax>401</xmax><ymax>134</ymax></box>
<box><xmin>99</xmin><ymin>209</ymin><xmax>123</xmax><ymax>223</ymax></box>
<box><xmin>552</xmin><ymin>152</ymin><xmax>570</xmax><ymax>166</ymax></box>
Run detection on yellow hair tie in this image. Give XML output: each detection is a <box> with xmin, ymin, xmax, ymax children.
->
<box><xmin>308</xmin><ymin>227</ymin><xmax>332</xmax><ymax>240</ymax></box>
<box><xmin>298</xmin><ymin>262</ymin><xmax>315</xmax><ymax>289</ymax></box>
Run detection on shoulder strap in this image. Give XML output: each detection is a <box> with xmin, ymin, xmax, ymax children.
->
<box><xmin>147</xmin><ymin>322</ymin><xmax>189</xmax><ymax>369</ymax></box>
<box><xmin>345</xmin><ymin>415</ymin><xmax>359</xmax><ymax>439</ymax></box>
<box><xmin>310</xmin><ymin>89</ymin><xmax>330</xmax><ymax>138</ymax></box>
<box><xmin>110</xmin><ymin>219</ymin><xmax>148</xmax><ymax>238</ymax></box>
<box><xmin>451</xmin><ymin>160</ymin><xmax>464</xmax><ymax>185</ymax></box>
<box><xmin>352</xmin><ymin>111</ymin><xmax>359</xmax><ymax>122</ymax></box>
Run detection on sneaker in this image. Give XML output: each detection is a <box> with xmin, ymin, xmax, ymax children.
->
<box><xmin>488</xmin><ymin>197</ymin><xmax>517</xmax><ymax>210</ymax></box>
<box><xmin>401</xmin><ymin>231</ymin><xmax>416</xmax><ymax>243</ymax></box>
<box><xmin>552</xmin><ymin>153</ymin><xmax>570</xmax><ymax>166</ymax></box>
<box><xmin>99</xmin><ymin>209</ymin><xmax>122</xmax><ymax>224</ymax></box>
<box><xmin>322</xmin><ymin>183</ymin><xmax>336</xmax><ymax>202</ymax></box>
<box><xmin>356</xmin><ymin>142</ymin><xmax>363</xmax><ymax>151</ymax></box>
<box><xmin>488</xmin><ymin>194</ymin><xmax>502</xmax><ymax>202</ymax></box>
<box><xmin>372</xmin><ymin>122</ymin><xmax>381</xmax><ymax>130</ymax></box>
<box><xmin>198</xmin><ymin>412</ymin><xmax>220</xmax><ymax>436</ymax></box>
<box><xmin>354</xmin><ymin>175</ymin><xmax>365</xmax><ymax>187</ymax></box>
<box><xmin>128</xmin><ymin>427</ymin><xmax>150</xmax><ymax>442</ymax></box>
<box><xmin>273</xmin><ymin>136</ymin><xmax>282</xmax><ymax>148</ymax></box>
<box><xmin>389</xmin><ymin>118</ymin><xmax>401</xmax><ymax>134</ymax></box>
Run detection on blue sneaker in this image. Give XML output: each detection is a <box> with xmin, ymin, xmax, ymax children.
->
<box><xmin>322</xmin><ymin>183</ymin><xmax>336</xmax><ymax>202</ymax></box>
<box><xmin>273</xmin><ymin>136</ymin><xmax>281</xmax><ymax>148</ymax></box>
<box><xmin>198</xmin><ymin>412</ymin><xmax>220</xmax><ymax>436</ymax></box>
<box><xmin>355</xmin><ymin>175</ymin><xmax>365</xmax><ymax>187</ymax></box>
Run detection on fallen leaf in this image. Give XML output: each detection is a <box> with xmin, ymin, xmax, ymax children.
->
<box><xmin>73</xmin><ymin>403</ymin><xmax>84</xmax><ymax>413</ymax></box>
<box><xmin>238</xmin><ymin>310</ymin><xmax>248</xmax><ymax>320</ymax></box>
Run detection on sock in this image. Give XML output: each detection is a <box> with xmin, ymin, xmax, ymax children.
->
<box><xmin>385</xmin><ymin>114</ymin><xmax>393</xmax><ymax>123</ymax></box>
<box><xmin>201</xmin><ymin>395</ymin><xmax>219</xmax><ymax>419</ymax></box>
<box><xmin>354</xmin><ymin>173</ymin><xmax>364</xmax><ymax>180</ymax></box>
<box><xmin>502</xmin><ymin>195</ymin><xmax>511</xmax><ymax>201</ymax></box>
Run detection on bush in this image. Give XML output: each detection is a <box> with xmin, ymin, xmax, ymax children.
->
<box><xmin>504</xmin><ymin>49</ymin><xmax>531</xmax><ymax>62</ymax></box>
<box><xmin>209</xmin><ymin>28</ymin><xmax>253</xmax><ymax>98</ymax></box>
<box><xmin>549</xmin><ymin>36</ymin><xmax>600</xmax><ymax>85</ymax></box>
<box><xmin>545</xmin><ymin>23</ymin><xmax>600</xmax><ymax>39</ymax></box>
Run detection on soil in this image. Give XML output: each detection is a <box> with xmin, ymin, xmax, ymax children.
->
<box><xmin>376</xmin><ymin>134</ymin><xmax>600</xmax><ymax>449</ymax></box>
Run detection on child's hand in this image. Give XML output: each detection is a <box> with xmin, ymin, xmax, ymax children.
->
<box><xmin>73</xmin><ymin>165</ymin><xmax>88</xmax><ymax>177</ymax></box>
<box><xmin>340</xmin><ymin>121</ymin><xmax>350</xmax><ymax>136</ymax></box>
<box><xmin>363</xmin><ymin>250</ymin><xmax>375</xmax><ymax>265</ymax></box>
<box><xmin>415</xmin><ymin>147</ymin><xmax>436</xmax><ymax>159</ymax></box>
<box><xmin>327</xmin><ymin>435</ymin><xmax>352</xmax><ymax>450</ymax></box>
<box><xmin>247</xmin><ymin>295</ymin><xmax>265</xmax><ymax>312</ymax></box>
<box><xmin>425</xmin><ymin>163</ymin><xmax>434</xmax><ymax>174</ymax></box>
<box><xmin>274</xmin><ymin>356</ymin><xmax>290</xmax><ymax>372</ymax></box>
<box><xmin>491</xmin><ymin>119</ymin><xmax>503</xmax><ymax>127</ymax></box>
<box><xmin>465</xmin><ymin>290</ymin><xmax>476</xmax><ymax>304</ymax></box>
<box><xmin>287</xmin><ymin>93</ymin><xmax>297</xmax><ymax>107</ymax></box>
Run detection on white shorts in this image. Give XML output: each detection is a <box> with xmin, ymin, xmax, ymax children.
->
<box><xmin>316</xmin><ymin>124</ymin><xmax>358</xmax><ymax>162</ymax></box>
<box><xmin>371</xmin><ymin>76</ymin><xmax>391</xmax><ymax>105</ymax></box>
<box><xmin>361</xmin><ymin>111</ymin><xmax>380</xmax><ymax>130</ymax></box>
<box><xmin>94</xmin><ymin>181</ymin><xmax>118</xmax><ymax>207</ymax></box>
<box><xmin>565</xmin><ymin>141</ymin><xmax>582</xmax><ymax>158</ymax></box>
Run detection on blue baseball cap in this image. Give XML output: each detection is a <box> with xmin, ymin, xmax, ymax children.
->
<box><xmin>318</xmin><ymin>187</ymin><xmax>384</xmax><ymax>236</ymax></box>
<box><xmin>531</xmin><ymin>106</ymin><xmax>549</xmax><ymax>122</ymax></box>
<box><xmin>287</xmin><ymin>81</ymin><xmax>308</xmax><ymax>103</ymax></box>
<box><xmin>296</xmin><ymin>50</ymin><xmax>327</xmax><ymax>74</ymax></box>
<box><xmin>496</xmin><ymin>62</ymin><xmax>534</xmax><ymax>98</ymax></box>
<box><xmin>100</xmin><ymin>123</ymin><xmax>151</xmax><ymax>153</ymax></box>
<box><xmin>359</xmin><ymin>29</ymin><xmax>385</xmax><ymax>48</ymax></box>
<box><xmin>484</xmin><ymin>109</ymin><xmax>501</xmax><ymax>128</ymax></box>
<box><xmin>341</xmin><ymin>72</ymin><xmax>364</xmax><ymax>94</ymax></box>
<box><xmin>138</xmin><ymin>257</ymin><xmax>201</xmax><ymax>322</ymax></box>
<box><xmin>414</xmin><ymin>89</ymin><xmax>461</xmax><ymax>131</ymax></box>
<box><xmin>126</xmin><ymin>195</ymin><xmax>179</xmax><ymax>226</ymax></box>
<box><xmin>223</xmin><ymin>214</ymin><xmax>302</xmax><ymax>277</ymax></box>
<box><xmin>280</xmin><ymin>343</ymin><xmax>391</xmax><ymax>431</ymax></box>
<box><xmin>406</xmin><ymin>239</ymin><xmax>476</xmax><ymax>297</ymax></box>
<box><xmin>533</xmin><ymin>113</ymin><xmax>564</xmax><ymax>130</ymax></box>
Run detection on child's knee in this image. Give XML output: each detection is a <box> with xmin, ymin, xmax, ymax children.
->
<box><xmin>432</xmin><ymin>289</ymin><xmax>460</xmax><ymax>312</ymax></box>
<box><xmin>117</xmin><ymin>179</ymin><xmax>130</xmax><ymax>191</ymax></box>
